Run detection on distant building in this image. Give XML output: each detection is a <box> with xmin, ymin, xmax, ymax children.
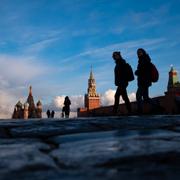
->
<box><xmin>12</xmin><ymin>86</ymin><xmax>42</xmax><ymax>119</ymax></box>
<box><xmin>78</xmin><ymin>66</ymin><xmax>180</xmax><ymax>117</ymax></box>
<box><xmin>166</xmin><ymin>66</ymin><xmax>180</xmax><ymax>96</ymax></box>
<box><xmin>162</xmin><ymin>66</ymin><xmax>180</xmax><ymax>113</ymax></box>
<box><xmin>78</xmin><ymin>68</ymin><xmax>100</xmax><ymax>116</ymax></box>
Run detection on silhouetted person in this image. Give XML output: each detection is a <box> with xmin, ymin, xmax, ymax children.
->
<box><xmin>64</xmin><ymin>96</ymin><xmax>71</xmax><ymax>118</ymax></box>
<box><xmin>135</xmin><ymin>48</ymin><xmax>153</xmax><ymax>114</ymax></box>
<box><xmin>51</xmin><ymin>110</ymin><xmax>55</xmax><ymax>118</ymax></box>
<box><xmin>61</xmin><ymin>106</ymin><xmax>65</xmax><ymax>118</ymax></box>
<box><xmin>112</xmin><ymin>51</ymin><xmax>132</xmax><ymax>114</ymax></box>
<box><xmin>46</xmin><ymin>109</ymin><xmax>51</xmax><ymax>118</ymax></box>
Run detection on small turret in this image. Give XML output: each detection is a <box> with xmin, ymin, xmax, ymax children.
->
<box><xmin>37</xmin><ymin>100</ymin><xmax>42</xmax><ymax>107</ymax></box>
<box><xmin>167</xmin><ymin>65</ymin><xmax>179</xmax><ymax>91</ymax></box>
<box><xmin>16</xmin><ymin>101</ymin><xmax>23</xmax><ymax>108</ymax></box>
<box><xmin>23</xmin><ymin>102</ymin><xmax>29</xmax><ymax>119</ymax></box>
<box><xmin>14</xmin><ymin>101</ymin><xmax>23</xmax><ymax>118</ymax></box>
<box><xmin>36</xmin><ymin>100</ymin><xmax>42</xmax><ymax>118</ymax></box>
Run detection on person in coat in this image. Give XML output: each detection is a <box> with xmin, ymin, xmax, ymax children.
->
<box><xmin>64</xmin><ymin>96</ymin><xmax>71</xmax><ymax>118</ymax></box>
<box><xmin>46</xmin><ymin>109</ymin><xmax>51</xmax><ymax>118</ymax></box>
<box><xmin>112</xmin><ymin>51</ymin><xmax>131</xmax><ymax>114</ymax></box>
<box><xmin>135</xmin><ymin>48</ymin><xmax>152</xmax><ymax>113</ymax></box>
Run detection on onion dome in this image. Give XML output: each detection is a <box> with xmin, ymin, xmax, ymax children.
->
<box><xmin>37</xmin><ymin>100</ymin><xmax>42</xmax><ymax>106</ymax></box>
<box><xmin>16</xmin><ymin>101</ymin><xmax>22</xmax><ymax>107</ymax></box>
<box><xmin>24</xmin><ymin>102</ymin><xmax>29</xmax><ymax>109</ymax></box>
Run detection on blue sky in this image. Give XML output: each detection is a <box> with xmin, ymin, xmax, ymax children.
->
<box><xmin>0</xmin><ymin>0</ymin><xmax>180</xmax><ymax>117</ymax></box>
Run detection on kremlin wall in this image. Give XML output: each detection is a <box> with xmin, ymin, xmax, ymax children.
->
<box><xmin>77</xmin><ymin>66</ymin><xmax>180</xmax><ymax>117</ymax></box>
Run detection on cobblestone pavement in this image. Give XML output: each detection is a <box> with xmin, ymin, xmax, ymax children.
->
<box><xmin>0</xmin><ymin>115</ymin><xmax>180</xmax><ymax>180</ymax></box>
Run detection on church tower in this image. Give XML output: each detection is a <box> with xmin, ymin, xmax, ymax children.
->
<box><xmin>27</xmin><ymin>86</ymin><xmax>36</xmax><ymax>118</ymax></box>
<box><xmin>85</xmin><ymin>68</ymin><xmax>100</xmax><ymax>110</ymax></box>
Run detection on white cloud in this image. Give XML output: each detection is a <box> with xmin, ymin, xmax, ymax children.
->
<box><xmin>101</xmin><ymin>89</ymin><xmax>136</xmax><ymax>106</ymax></box>
<box><xmin>44</xmin><ymin>95</ymin><xmax>84</xmax><ymax>112</ymax></box>
<box><xmin>0</xmin><ymin>54</ymin><xmax>48</xmax><ymax>85</ymax></box>
<box><xmin>43</xmin><ymin>89</ymin><xmax>136</xmax><ymax>117</ymax></box>
<box><xmin>0</xmin><ymin>53</ymin><xmax>50</xmax><ymax>119</ymax></box>
<box><xmin>61</xmin><ymin>38</ymin><xmax>166</xmax><ymax>64</ymax></box>
<box><xmin>24</xmin><ymin>37</ymin><xmax>59</xmax><ymax>54</ymax></box>
<box><xmin>101</xmin><ymin>89</ymin><xmax>116</xmax><ymax>106</ymax></box>
<box><xmin>0</xmin><ymin>90</ymin><xmax>17</xmax><ymax>119</ymax></box>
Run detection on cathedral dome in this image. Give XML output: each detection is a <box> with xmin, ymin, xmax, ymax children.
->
<box><xmin>37</xmin><ymin>100</ymin><xmax>42</xmax><ymax>106</ymax></box>
<box><xmin>24</xmin><ymin>102</ymin><xmax>29</xmax><ymax>108</ymax></box>
<box><xmin>16</xmin><ymin>101</ymin><xmax>23</xmax><ymax>107</ymax></box>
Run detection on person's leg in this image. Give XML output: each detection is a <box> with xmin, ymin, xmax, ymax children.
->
<box><xmin>143</xmin><ymin>86</ymin><xmax>157</xmax><ymax>112</ymax></box>
<box><xmin>65</xmin><ymin>109</ymin><xmax>70</xmax><ymax>118</ymax></box>
<box><xmin>122</xmin><ymin>88</ymin><xmax>131</xmax><ymax>113</ymax></box>
<box><xmin>113</xmin><ymin>86</ymin><xmax>121</xmax><ymax>114</ymax></box>
<box><xmin>136</xmin><ymin>87</ymin><xmax>143</xmax><ymax>113</ymax></box>
<box><xmin>143</xmin><ymin>86</ymin><xmax>150</xmax><ymax>103</ymax></box>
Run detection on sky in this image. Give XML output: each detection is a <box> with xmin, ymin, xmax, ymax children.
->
<box><xmin>0</xmin><ymin>0</ymin><xmax>180</xmax><ymax>118</ymax></box>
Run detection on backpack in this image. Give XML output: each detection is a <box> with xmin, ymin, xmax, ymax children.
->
<box><xmin>126</xmin><ymin>63</ymin><xmax>134</xmax><ymax>82</ymax></box>
<box><xmin>151</xmin><ymin>63</ymin><xmax>159</xmax><ymax>83</ymax></box>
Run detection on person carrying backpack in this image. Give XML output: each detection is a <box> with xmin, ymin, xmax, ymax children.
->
<box><xmin>135</xmin><ymin>48</ymin><xmax>158</xmax><ymax>114</ymax></box>
<box><xmin>112</xmin><ymin>51</ymin><xmax>133</xmax><ymax>114</ymax></box>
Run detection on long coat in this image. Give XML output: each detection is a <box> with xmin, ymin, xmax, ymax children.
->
<box><xmin>135</xmin><ymin>58</ymin><xmax>152</xmax><ymax>87</ymax></box>
<box><xmin>114</xmin><ymin>59</ymin><xmax>128</xmax><ymax>88</ymax></box>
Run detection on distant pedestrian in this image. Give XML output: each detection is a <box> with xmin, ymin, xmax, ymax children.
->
<box><xmin>46</xmin><ymin>109</ymin><xmax>51</xmax><ymax>118</ymax></box>
<box><xmin>112</xmin><ymin>51</ymin><xmax>133</xmax><ymax>115</ymax></box>
<box><xmin>51</xmin><ymin>110</ymin><xmax>55</xmax><ymax>118</ymax></box>
<box><xmin>64</xmin><ymin>96</ymin><xmax>71</xmax><ymax>118</ymax></box>
<box><xmin>135</xmin><ymin>48</ymin><xmax>158</xmax><ymax>114</ymax></box>
<box><xmin>61</xmin><ymin>106</ymin><xmax>65</xmax><ymax>118</ymax></box>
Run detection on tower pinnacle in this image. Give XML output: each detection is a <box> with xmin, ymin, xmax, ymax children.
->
<box><xmin>89</xmin><ymin>66</ymin><xmax>94</xmax><ymax>80</ymax></box>
<box><xmin>29</xmin><ymin>86</ymin><xmax>32</xmax><ymax>96</ymax></box>
<box><xmin>87</xmin><ymin>67</ymin><xmax>98</xmax><ymax>97</ymax></box>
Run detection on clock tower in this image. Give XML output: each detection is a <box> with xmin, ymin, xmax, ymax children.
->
<box><xmin>85</xmin><ymin>68</ymin><xmax>100</xmax><ymax>110</ymax></box>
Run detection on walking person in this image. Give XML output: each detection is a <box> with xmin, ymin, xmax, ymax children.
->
<box><xmin>51</xmin><ymin>110</ymin><xmax>55</xmax><ymax>118</ymax></box>
<box><xmin>135</xmin><ymin>48</ymin><xmax>158</xmax><ymax>114</ymax></box>
<box><xmin>61</xmin><ymin>106</ymin><xmax>65</xmax><ymax>118</ymax></box>
<box><xmin>64</xmin><ymin>96</ymin><xmax>71</xmax><ymax>118</ymax></box>
<box><xmin>112</xmin><ymin>51</ymin><xmax>133</xmax><ymax>115</ymax></box>
<box><xmin>46</xmin><ymin>109</ymin><xmax>51</xmax><ymax>118</ymax></box>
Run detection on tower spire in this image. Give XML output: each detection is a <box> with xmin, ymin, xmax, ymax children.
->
<box><xmin>27</xmin><ymin>85</ymin><xmax>36</xmax><ymax>118</ymax></box>
<box><xmin>29</xmin><ymin>85</ymin><xmax>32</xmax><ymax>96</ymax></box>
<box><xmin>90</xmin><ymin>65</ymin><xmax>94</xmax><ymax>80</ymax></box>
<box><xmin>87</xmin><ymin>67</ymin><xmax>98</xmax><ymax>97</ymax></box>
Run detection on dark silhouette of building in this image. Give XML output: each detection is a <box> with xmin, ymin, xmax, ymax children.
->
<box><xmin>12</xmin><ymin>86</ymin><xmax>42</xmax><ymax>119</ymax></box>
